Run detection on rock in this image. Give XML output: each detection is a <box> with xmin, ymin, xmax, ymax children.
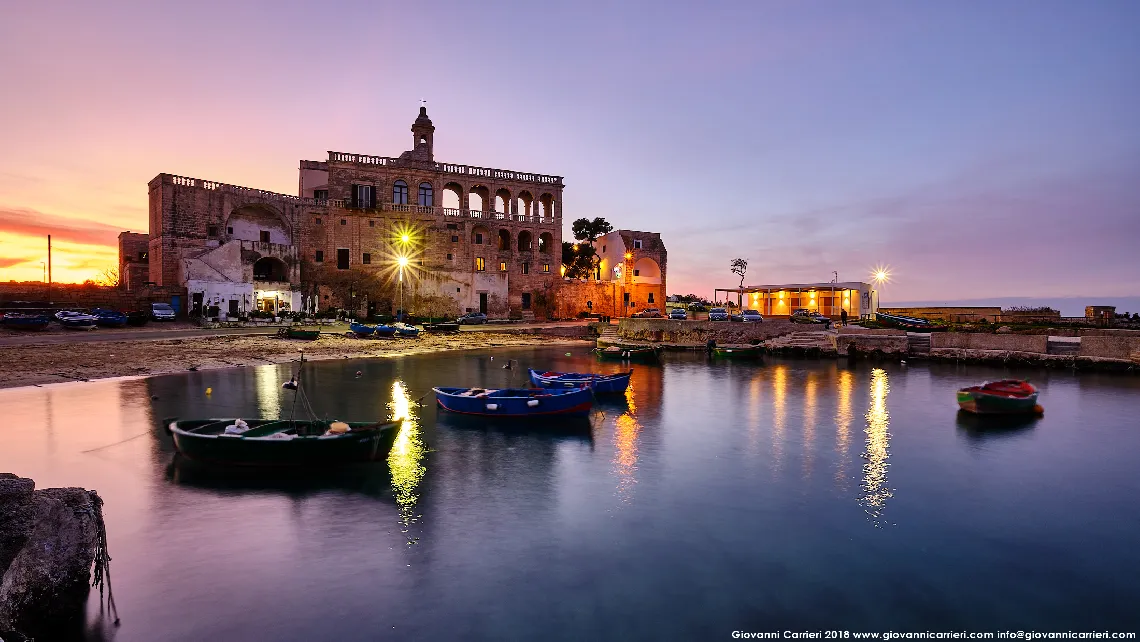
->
<box><xmin>996</xmin><ymin>326</ymin><xmax>1013</xmax><ymax>334</ymax></box>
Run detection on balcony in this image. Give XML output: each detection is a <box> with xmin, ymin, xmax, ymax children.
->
<box><xmin>323</xmin><ymin>202</ymin><xmax>558</xmax><ymax>225</ymax></box>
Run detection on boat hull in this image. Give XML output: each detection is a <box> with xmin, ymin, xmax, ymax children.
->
<box><xmin>711</xmin><ymin>346</ymin><xmax>764</xmax><ymax>359</ymax></box>
<box><xmin>2</xmin><ymin>315</ymin><xmax>51</xmax><ymax>331</ymax></box>
<box><xmin>280</xmin><ymin>328</ymin><xmax>321</xmax><ymax>340</ymax></box>
<box><xmin>169</xmin><ymin>419</ymin><xmax>401</xmax><ymax>467</ymax></box>
<box><xmin>594</xmin><ymin>346</ymin><xmax>660</xmax><ymax>362</ymax></box>
<box><xmin>349</xmin><ymin>322</ymin><xmax>375</xmax><ymax>336</ymax></box>
<box><xmin>956</xmin><ymin>391</ymin><xmax>1039</xmax><ymax>414</ymax></box>
<box><xmin>434</xmin><ymin>387</ymin><xmax>594</xmax><ymax>417</ymax></box>
<box><xmin>528</xmin><ymin>369</ymin><xmax>632</xmax><ymax>394</ymax></box>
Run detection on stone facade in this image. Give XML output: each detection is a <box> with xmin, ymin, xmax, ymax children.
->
<box><xmin>117</xmin><ymin>232</ymin><xmax>149</xmax><ymax>291</ymax></box>
<box><xmin>561</xmin><ymin>229</ymin><xmax>667</xmax><ymax>318</ymax></box>
<box><xmin>144</xmin><ymin>107</ymin><xmax>564</xmax><ymax>318</ymax></box>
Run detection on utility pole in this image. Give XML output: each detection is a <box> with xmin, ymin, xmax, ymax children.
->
<box><xmin>47</xmin><ymin>234</ymin><xmax>52</xmax><ymax>302</ymax></box>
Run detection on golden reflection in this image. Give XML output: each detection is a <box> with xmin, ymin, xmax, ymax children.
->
<box><xmin>771</xmin><ymin>366</ymin><xmax>787</xmax><ymax>471</ymax></box>
<box><xmin>859</xmin><ymin>368</ymin><xmax>892</xmax><ymax>526</ymax></box>
<box><xmin>802</xmin><ymin>373</ymin><xmax>817</xmax><ymax>479</ymax></box>
<box><xmin>835</xmin><ymin>370</ymin><xmax>854</xmax><ymax>489</ymax></box>
<box><xmin>612</xmin><ymin>383</ymin><xmax>641</xmax><ymax>503</ymax></box>
<box><xmin>387</xmin><ymin>380</ymin><xmax>426</xmax><ymax>541</ymax></box>
<box><xmin>254</xmin><ymin>365</ymin><xmax>281</xmax><ymax>417</ymax></box>
<box><xmin>747</xmin><ymin>375</ymin><xmax>763</xmax><ymax>454</ymax></box>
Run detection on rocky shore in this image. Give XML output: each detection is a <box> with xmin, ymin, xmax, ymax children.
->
<box><xmin>0</xmin><ymin>331</ymin><xmax>591</xmax><ymax>390</ymax></box>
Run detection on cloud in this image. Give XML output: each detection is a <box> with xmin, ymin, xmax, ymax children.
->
<box><xmin>0</xmin><ymin>257</ymin><xmax>28</xmax><ymax>269</ymax></box>
<box><xmin>0</xmin><ymin>207</ymin><xmax>126</xmax><ymax>246</ymax></box>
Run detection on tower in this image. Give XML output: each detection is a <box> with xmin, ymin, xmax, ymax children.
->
<box><xmin>410</xmin><ymin>105</ymin><xmax>435</xmax><ymax>161</ymax></box>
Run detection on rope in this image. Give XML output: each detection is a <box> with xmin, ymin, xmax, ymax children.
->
<box><xmin>89</xmin><ymin>490</ymin><xmax>120</xmax><ymax>626</ymax></box>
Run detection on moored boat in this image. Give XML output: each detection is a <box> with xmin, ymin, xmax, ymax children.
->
<box><xmin>424</xmin><ymin>322</ymin><xmax>460</xmax><ymax>333</ymax></box>
<box><xmin>91</xmin><ymin>307</ymin><xmax>128</xmax><ymax>327</ymax></box>
<box><xmin>956</xmin><ymin>379</ymin><xmax>1042</xmax><ymax>415</ymax></box>
<box><xmin>434</xmin><ymin>385</ymin><xmax>594</xmax><ymax>417</ymax></box>
<box><xmin>594</xmin><ymin>345</ymin><xmax>661</xmax><ymax>362</ymax></box>
<box><xmin>374</xmin><ymin>324</ymin><xmax>398</xmax><ymax>337</ymax></box>
<box><xmin>2</xmin><ymin>313</ymin><xmax>52</xmax><ymax>331</ymax></box>
<box><xmin>279</xmin><ymin>327</ymin><xmax>321</xmax><ymax>340</ymax></box>
<box><xmin>528</xmin><ymin>368</ymin><xmax>633</xmax><ymax>394</ymax></box>
<box><xmin>349</xmin><ymin>322</ymin><xmax>375</xmax><ymax>336</ymax></box>
<box><xmin>394</xmin><ymin>323</ymin><xmax>420</xmax><ymax>338</ymax></box>
<box><xmin>875</xmin><ymin>312</ymin><xmax>937</xmax><ymax>331</ymax></box>
<box><xmin>54</xmin><ymin>310</ymin><xmax>98</xmax><ymax>330</ymax></box>
<box><xmin>710</xmin><ymin>345</ymin><xmax>764</xmax><ymax>359</ymax></box>
<box><xmin>166</xmin><ymin>418</ymin><xmax>402</xmax><ymax>466</ymax></box>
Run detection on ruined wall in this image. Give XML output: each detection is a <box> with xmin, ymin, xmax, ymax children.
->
<box><xmin>0</xmin><ymin>283</ymin><xmax>186</xmax><ymax>313</ymax></box>
<box><xmin>837</xmin><ymin>335</ymin><xmax>909</xmax><ymax>355</ymax></box>
<box><xmin>879</xmin><ymin>307</ymin><xmax>1002</xmax><ymax>322</ymax></box>
<box><xmin>617</xmin><ymin>319</ymin><xmax>797</xmax><ymax>344</ymax></box>
<box><xmin>1079</xmin><ymin>335</ymin><xmax>1140</xmax><ymax>360</ymax></box>
<box><xmin>930</xmin><ymin>333</ymin><xmax>1048</xmax><ymax>352</ymax></box>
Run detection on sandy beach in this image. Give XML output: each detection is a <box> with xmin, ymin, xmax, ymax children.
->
<box><xmin>0</xmin><ymin>331</ymin><xmax>591</xmax><ymax>389</ymax></box>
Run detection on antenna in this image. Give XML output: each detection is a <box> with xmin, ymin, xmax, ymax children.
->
<box><xmin>832</xmin><ymin>271</ymin><xmax>838</xmax><ymax>283</ymax></box>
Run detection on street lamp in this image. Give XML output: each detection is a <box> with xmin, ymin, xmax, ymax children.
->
<box><xmin>397</xmin><ymin>255</ymin><xmax>409</xmax><ymax>321</ymax></box>
<box><xmin>870</xmin><ymin>265</ymin><xmax>891</xmax><ymax>316</ymax></box>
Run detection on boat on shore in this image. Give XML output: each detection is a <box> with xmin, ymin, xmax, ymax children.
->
<box><xmin>394</xmin><ymin>323</ymin><xmax>420</xmax><ymax>338</ymax></box>
<box><xmin>278</xmin><ymin>327</ymin><xmax>320</xmax><ymax>340</ymax></box>
<box><xmin>595</xmin><ymin>345</ymin><xmax>661</xmax><ymax>362</ymax></box>
<box><xmin>54</xmin><ymin>310</ymin><xmax>98</xmax><ymax>330</ymax></box>
<box><xmin>166</xmin><ymin>418</ymin><xmax>402</xmax><ymax>466</ymax></box>
<box><xmin>2</xmin><ymin>313</ymin><xmax>52</xmax><ymax>331</ymax></box>
<box><xmin>956</xmin><ymin>379</ymin><xmax>1042</xmax><ymax>415</ymax></box>
<box><xmin>434</xmin><ymin>385</ymin><xmax>594</xmax><ymax>417</ymax></box>
<box><xmin>875</xmin><ymin>312</ymin><xmax>937</xmax><ymax>331</ymax></box>
<box><xmin>424</xmin><ymin>322</ymin><xmax>460</xmax><ymax>333</ymax></box>
<box><xmin>91</xmin><ymin>308</ymin><xmax>128</xmax><ymax>327</ymax></box>
<box><xmin>710</xmin><ymin>345</ymin><xmax>764</xmax><ymax>359</ymax></box>
<box><xmin>528</xmin><ymin>368</ymin><xmax>632</xmax><ymax>394</ymax></box>
<box><xmin>349</xmin><ymin>322</ymin><xmax>375</xmax><ymax>337</ymax></box>
<box><xmin>374</xmin><ymin>324</ymin><xmax>398</xmax><ymax>337</ymax></box>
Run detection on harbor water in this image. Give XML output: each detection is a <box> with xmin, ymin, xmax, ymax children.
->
<box><xmin>2</xmin><ymin>347</ymin><xmax>1139</xmax><ymax>640</ymax></box>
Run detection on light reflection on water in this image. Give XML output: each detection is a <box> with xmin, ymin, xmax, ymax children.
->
<box><xmin>387</xmin><ymin>380</ymin><xmax>426</xmax><ymax>541</ymax></box>
<box><xmin>612</xmin><ymin>383</ymin><xmax>641</xmax><ymax>503</ymax></box>
<box><xmin>835</xmin><ymin>369</ymin><xmax>854</xmax><ymax>489</ymax></box>
<box><xmin>859</xmin><ymin>367</ymin><xmax>893</xmax><ymax>525</ymax></box>
<box><xmin>771</xmin><ymin>364</ymin><xmax>787</xmax><ymax>472</ymax></box>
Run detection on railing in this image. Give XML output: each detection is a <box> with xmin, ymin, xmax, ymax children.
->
<box><xmin>167</xmin><ymin>174</ymin><xmax>306</xmax><ymax>203</ymax></box>
<box><xmin>329</xmin><ymin>151</ymin><xmax>563</xmax><ymax>185</ymax></box>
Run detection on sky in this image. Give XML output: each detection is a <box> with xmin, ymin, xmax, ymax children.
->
<box><xmin>1</xmin><ymin>0</ymin><xmax>1137</xmax><ymax>306</ymax></box>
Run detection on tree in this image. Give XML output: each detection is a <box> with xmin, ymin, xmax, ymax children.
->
<box><xmin>93</xmin><ymin>265</ymin><xmax>120</xmax><ymax>287</ymax></box>
<box><xmin>302</xmin><ymin>262</ymin><xmax>393</xmax><ymax>314</ymax></box>
<box><xmin>571</xmin><ymin>217</ymin><xmax>613</xmax><ymax>244</ymax></box>
<box><xmin>561</xmin><ymin>241</ymin><xmax>597</xmax><ymax>280</ymax></box>
<box><xmin>730</xmin><ymin>258</ymin><xmax>748</xmax><ymax>307</ymax></box>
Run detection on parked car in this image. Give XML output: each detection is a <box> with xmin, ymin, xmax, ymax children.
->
<box><xmin>668</xmin><ymin>308</ymin><xmax>687</xmax><ymax>320</ymax></box>
<box><xmin>732</xmin><ymin>309</ymin><xmax>764</xmax><ymax>323</ymax></box>
<box><xmin>457</xmin><ymin>312</ymin><xmax>488</xmax><ymax>325</ymax></box>
<box><xmin>632</xmin><ymin>308</ymin><xmax>663</xmax><ymax>319</ymax></box>
<box><xmin>687</xmin><ymin>303</ymin><xmax>708</xmax><ymax>312</ymax></box>
<box><xmin>150</xmin><ymin>302</ymin><xmax>177</xmax><ymax>321</ymax></box>
<box><xmin>790</xmin><ymin>309</ymin><xmax>832</xmax><ymax>327</ymax></box>
<box><xmin>708</xmin><ymin>308</ymin><xmax>730</xmax><ymax>321</ymax></box>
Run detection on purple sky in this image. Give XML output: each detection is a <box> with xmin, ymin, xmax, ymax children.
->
<box><xmin>1</xmin><ymin>1</ymin><xmax>1137</xmax><ymax>303</ymax></box>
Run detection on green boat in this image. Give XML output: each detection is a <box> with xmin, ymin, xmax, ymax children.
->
<box><xmin>595</xmin><ymin>345</ymin><xmax>661</xmax><ymax>362</ymax></box>
<box><xmin>166</xmin><ymin>418</ymin><xmax>401</xmax><ymax>466</ymax></box>
<box><xmin>956</xmin><ymin>379</ymin><xmax>1042</xmax><ymax>415</ymax></box>
<box><xmin>278</xmin><ymin>327</ymin><xmax>321</xmax><ymax>340</ymax></box>
<box><xmin>710</xmin><ymin>345</ymin><xmax>764</xmax><ymax>359</ymax></box>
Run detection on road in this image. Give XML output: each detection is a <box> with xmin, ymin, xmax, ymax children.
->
<box><xmin>0</xmin><ymin>320</ymin><xmax>589</xmax><ymax>347</ymax></box>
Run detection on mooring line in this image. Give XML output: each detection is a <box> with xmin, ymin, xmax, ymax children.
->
<box><xmin>80</xmin><ymin>430</ymin><xmax>152</xmax><ymax>453</ymax></box>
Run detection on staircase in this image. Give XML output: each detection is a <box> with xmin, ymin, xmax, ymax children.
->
<box><xmin>1046</xmin><ymin>337</ymin><xmax>1081</xmax><ymax>356</ymax></box>
<box><xmin>597</xmin><ymin>324</ymin><xmax>620</xmax><ymax>345</ymax></box>
<box><xmin>907</xmin><ymin>333</ymin><xmax>932</xmax><ymax>354</ymax></box>
<box><xmin>765</xmin><ymin>331</ymin><xmax>834</xmax><ymax>351</ymax></box>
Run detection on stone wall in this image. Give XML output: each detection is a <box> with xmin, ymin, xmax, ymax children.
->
<box><xmin>557</xmin><ymin>280</ymin><xmax>623</xmax><ymax>318</ymax></box>
<box><xmin>837</xmin><ymin>334</ymin><xmax>910</xmax><ymax>355</ymax></box>
<box><xmin>617</xmin><ymin>319</ymin><xmax>797</xmax><ymax>344</ymax></box>
<box><xmin>1079</xmin><ymin>335</ymin><xmax>1140</xmax><ymax>361</ymax></box>
<box><xmin>880</xmin><ymin>307</ymin><xmax>1001</xmax><ymax>322</ymax></box>
<box><xmin>930</xmin><ymin>332</ymin><xmax>1048</xmax><ymax>352</ymax></box>
<box><xmin>838</xmin><ymin>327</ymin><xmax>907</xmax><ymax>336</ymax></box>
<box><xmin>0</xmin><ymin>282</ymin><xmax>187</xmax><ymax>314</ymax></box>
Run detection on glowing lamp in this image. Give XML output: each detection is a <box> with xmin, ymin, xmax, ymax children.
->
<box><xmin>401</xmin><ymin>234</ymin><xmax>410</xmax><ymax>243</ymax></box>
<box><xmin>624</xmin><ymin>252</ymin><xmax>632</xmax><ymax>260</ymax></box>
<box><xmin>397</xmin><ymin>256</ymin><xmax>409</xmax><ymax>267</ymax></box>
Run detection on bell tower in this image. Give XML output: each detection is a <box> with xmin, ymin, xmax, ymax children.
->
<box><xmin>410</xmin><ymin>104</ymin><xmax>435</xmax><ymax>161</ymax></box>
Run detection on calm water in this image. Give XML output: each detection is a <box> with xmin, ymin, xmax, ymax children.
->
<box><xmin>3</xmin><ymin>348</ymin><xmax>1139</xmax><ymax>640</ymax></box>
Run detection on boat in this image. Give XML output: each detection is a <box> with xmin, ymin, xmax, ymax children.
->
<box><xmin>91</xmin><ymin>308</ymin><xmax>128</xmax><ymax>327</ymax></box>
<box><xmin>349</xmin><ymin>322</ymin><xmax>375</xmax><ymax>336</ymax></box>
<box><xmin>166</xmin><ymin>418</ymin><xmax>402</xmax><ymax>466</ymax></box>
<box><xmin>278</xmin><ymin>327</ymin><xmax>320</xmax><ymax>340</ymax></box>
<box><xmin>393</xmin><ymin>323</ymin><xmax>420</xmax><ymax>338</ymax></box>
<box><xmin>528</xmin><ymin>368</ymin><xmax>633</xmax><ymax>394</ymax></box>
<box><xmin>54</xmin><ymin>310</ymin><xmax>98</xmax><ymax>330</ymax></box>
<box><xmin>956</xmin><ymin>379</ymin><xmax>1042</xmax><ymax>415</ymax></box>
<box><xmin>2</xmin><ymin>313</ymin><xmax>52</xmax><ymax>331</ymax></box>
<box><xmin>594</xmin><ymin>345</ymin><xmax>661</xmax><ymax>362</ymax></box>
<box><xmin>424</xmin><ymin>322</ymin><xmax>460</xmax><ymax>333</ymax></box>
<box><xmin>710</xmin><ymin>345</ymin><xmax>764</xmax><ymax>359</ymax></box>
<box><xmin>875</xmin><ymin>312</ymin><xmax>936</xmax><ymax>331</ymax></box>
<box><xmin>434</xmin><ymin>386</ymin><xmax>594</xmax><ymax>417</ymax></box>
<box><xmin>125</xmin><ymin>310</ymin><xmax>149</xmax><ymax>327</ymax></box>
<box><xmin>374</xmin><ymin>324</ymin><xmax>397</xmax><ymax>337</ymax></box>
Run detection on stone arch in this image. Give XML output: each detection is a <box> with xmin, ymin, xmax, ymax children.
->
<box><xmin>469</xmin><ymin>185</ymin><xmax>490</xmax><ymax>213</ymax></box>
<box><xmin>517</xmin><ymin>230</ymin><xmax>533</xmax><ymax>252</ymax></box>
<box><xmin>442</xmin><ymin>182</ymin><xmax>464</xmax><ymax>209</ymax></box>
<box><xmin>225</xmin><ymin>204</ymin><xmax>290</xmax><ymax>244</ymax></box>
<box><xmin>538</xmin><ymin>193</ymin><xmax>554</xmax><ymax>219</ymax></box>
<box><xmin>538</xmin><ymin>232</ymin><xmax>553</xmax><ymax>253</ymax></box>
<box><xmin>498</xmin><ymin>229</ymin><xmax>511</xmax><ymax>251</ymax></box>
<box><xmin>494</xmin><ymin>188</ymin><xmax>511</xmax><ymax>214</ymax></box>
<box><xmin>516</xmin><ymin>191</ymin><xmax>533</xmax><ymax>218</ymax></box>
<box><xmin>633</xmin><ymin>257</ymin><xmax>661</xmax><ymax>284</ymax></box>
<box><xmin>471</xmin><ymin>224</ymin><xmax>490</xmax><ymax>246</ymax></box>
<box><xmin>253</xmin><ymin>256</ymin><xmax>289</xmax><ymax>282</ymax></box>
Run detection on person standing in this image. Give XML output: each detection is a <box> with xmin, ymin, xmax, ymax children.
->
<box><xmin>840</xmin><ymin>308</ymin><xmax>848</xmax><ymax>327</ymax></box>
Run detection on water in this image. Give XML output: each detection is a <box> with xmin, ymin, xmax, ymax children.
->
<box><xmin>3</xmin><ymin>348</ymin><xmax>1139</xmax><ymax>640</ymax></box>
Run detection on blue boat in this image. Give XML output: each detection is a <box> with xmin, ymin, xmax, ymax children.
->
<box><xmin>2</xmin><ymin>313</ymin><xmax>52</xmax><ymax>331</ymax></box>
<box><xmin>875</xmin><ymin>312</ymin><xmax>936</xmax><ymax>331</ymax></box>
<box><xmin>528</xmin><ymin>368</ymin><xmax>633</xmax><ymax>395</ymax></box>
<box><xmin>374</xmin><ymin>324</ymin><xmax>397</xmax><ymax>337</ymax></box>
<box><xmin>91</xmin><ymin>307</ymin><xmax>128</xmax><ymax>327</ymax></box>
<box><xmin>54</xmin><ymin>310</ymin><xmax>98</xmax><ymax>330</ymax></box>
<box><xmin>393</xmin><ymin>323</ymin><xmax>420</xmax><ymax>338</ymax></box>
<box><xmin>349</xmin><ymin>322</ymin><xmax>375</xmax><ymax>336</ymax></box>
<box><xmin>434</xmin><ymin>386</ymin><xmax>594</xmax><ymax>418</ymax></box>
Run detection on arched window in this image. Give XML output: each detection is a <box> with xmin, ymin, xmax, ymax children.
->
<box><xmin>393</xmin><ymin>180</ymin><xmax>409</xmax><ymax>205</ymax></box>
<box><xmin>538</xmin><ymin>232</ymin><xmax>553</xmax><ymax>253</ymax></box>
<box><xmin>418</xmin><ymin>182</ymin><xmax>433</xmax><ymax>207</ymax></box>
<box><xmin>517</xmin><ymin>230</ymin><xmax>533</xmax><ymax>252</ymax></box>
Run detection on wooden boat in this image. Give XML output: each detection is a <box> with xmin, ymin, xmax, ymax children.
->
<box><xmin>434</xmin><ymin>386</ymin><xmax>594</xmax><ymax>417</ymax></box>
<box><xmin>710</xmin><ymin>345</ymin><xmax>764</xmax><ymax>359</ymax></box>
<box><xmin>91</xmin><ymin>308</ymin><xmax>128</xmax><ymax>327</ymax></box>
<box><xmin>374</xmin><ymin>324</ymin><xmax>397</xmax><ymax>337</ymax></box>
<box><xmin>349</xmin><ymin>322</ymin><xmax>375</xmax><ymax>336</ymax></box>
<box><xmin>594</xmin><ymin>345</ymin><xmax>661</xmax><ymax>362</ymax></box>
<box><xmin>875</xmin><ymin>312</ymin><xmax>936</xmax><ymax>331</ymax></box>
<box><xmin>2</xmin><ymin>313</ymin><xmax>52</xmax><ymax>331</ymax></box>
<box><xmin>393</xmin><ymin>323</ymin><xmax>420</xmax><ymax>338</ymax></box>
<box><xmin>278</xmin><ymin>327</ymin><xmax>320</xmax><ymax>340</ymax></box>
<box><xmin>424</xmin><ymin>322</ymin><xmax>460</xmax><ymax>333</ymax></box>
<box><xmin>528</xmin><ymin>368</ymin><xmax>632</xmax><ymax>394</ymax></box>
<box><xmin>956</xmin><ymin>379</ymin><xmax>1042</xmax><ymax>415</ymax></box>
<box><xmin>54</xmin><ymin>310</ymin><xmax>97</xmax><ymax>330</ymax></box>
<box><xmin>166</xmin><ymin>418</ymin><xmax>402</xmax><ymax>466</ymax></box>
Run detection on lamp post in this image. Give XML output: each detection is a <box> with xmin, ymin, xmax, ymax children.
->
<box><xmin>397</xmin><ymin>256</ymin><xmax>408</xmax><ymax>321</ymax></box>
<box><xmin>870</xmin><ymin>267</ymin><xmax>890</xmax><ymax>317</ymax></box>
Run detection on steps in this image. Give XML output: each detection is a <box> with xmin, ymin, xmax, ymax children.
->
<box><xmin>765</xmin><ymin>331</ymin><xmax>834</xmax><ymax>352</ymax></box>
<box><xmin>907</xmin><ymin>333</ymin><xmax>931</xmax><ymax>354</ymax></box>
<box><xmin>1046</xmin><ymin>337</ymin><xmax>1081</xmax><ymax>356</ymax></box>
<box><xmin>597</xmin><ymin>324</ymin><xmax>620</xmax><ymax>346</ymax></box>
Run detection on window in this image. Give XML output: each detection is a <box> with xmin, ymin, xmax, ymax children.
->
<box><xmin>362</xmin><ymin>253</ymin><xmax>371</xmax><ymax>265</ymax></box>
<box><xmin>340</xmin><ymin>219</ymin><xmax>347</xmax><ymax>226</ymax></box>
<box><xmin>475</xmin><ymin>233</ymin><xmax>483</xmax><ymax>245</ymax></box>
<box><xmin>475</xmin><ymin>257</ymin><xmax>486</xmax><ymax>272</ymax></box>
<box><xmin>446</xmin><ymin>223</ymin><xmax>458</xmax><ymax>230</ymax></box>
<box><xmin>648</xmin><ymin>293</ymin><xmax>655</xmax><ymax>303</ymax></box>
<box><xmin>260</xmin><ymin>230</ymin><xmax>270</xmax><ymax>243</ymax></box>
<box><xmin>369</xmin><ymin>220</ymin><xmax>375</xmax><ymax>227</ymax></box>
<box><xmin>418</xmin><ymin>182</ymin><xmax>434</xmax><ymax>207</ymax></box>
<box><xmin>227</xmin><ymin>226</ymin><xmax>233</xmax><ymax>234</ymax></box>
<box><xmin>521</xmin><ymin>262</ymin><xmax>529</xmax><ymax>275</ymax></box>
<box><xmin>314</xmin><ymin>189</ymin><xmax>328</xmax><ymax>201</ymax></box>
<box><xmin>602</xmin><ymin>245</ymin><xmax>606</xmax><ymax>253</ymax></box>
<box><xmin>634</xmin><ymin>239</ymin><xmax>643</xmax><ymax>249</ymax></box>
<box><xmin>352</xmin><ymin>184</ymin><xmax>375</xmax><ymax>208</ymax></box>
<box><xmin>393</xmin><ymin>180</ymin><xmax>408</xmax><ymax>205</ymax></box>
<box><xmin>447</xmin><ymin>253</ymin><xmax>453</xmax><ymax>260</ymax></box>
<box><xmin>207</xmin><ymin>225</ymin><xmax>218</xmax><ymax>237</ymax></box>
<box><xmin>522</xmin><ymin>293</ymin><xmax>532</xmax><ymax>310</ymax></box>
<box><xmin>315</xmin><ymin>217</ymin><xmax>322</xmax><ymax>225</ymax></box>
<box><xmin>633</xmin><ymin>269</ymin><xmax>640</xmax><ymax>276</ymax></box>
<box><xmin>542</xmin><ymin>264</ymin><xmax>550</xmax><ymax>273</ymax></box>
<box><xmin>499</xmin><ymin>261</ymin><xmax>507</xmax><ymax>272</ymax></box>
<box><xmin>337</xmin><ymin>248</ymin><xmax>350</xmax><ymax>270</ymax></box>
<box><xmin>451</xmin><ymin>235</ymin><xmax>459</xmax><ymax>243</ymax></box>
<box><xmin>315</xmin><ymin>250</ymin><xmax>324</xmax><ymax>263</ymax></box>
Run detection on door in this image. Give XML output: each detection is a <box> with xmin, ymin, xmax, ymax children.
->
<box><xmin>171</xmin><ymin>295</ymin><xmax>181</xmax><ymax>317</ymax></box>
<box><xmin>191</xmin><ymin>293</ymin><xmax>203</xmax><ymax>317</ymax></box>
<box><xmin>479</xmin><ymin>293</ymin><xmax>488</xmax><ymax>314</ymax></box>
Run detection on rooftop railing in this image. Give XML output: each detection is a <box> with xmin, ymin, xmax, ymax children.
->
<box><xmin>328</xmin><ymin>151</ymin><xmax>563</xmax><ymax>185</ymax></box>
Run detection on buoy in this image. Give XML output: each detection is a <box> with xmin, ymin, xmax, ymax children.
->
<box><xmin>1033</xmin><ymin>404</ymin><xmax>1045</xmax><ymax>415</ymax></box>
<box><xmin>205</xmin><ymin>387</ymin><xmax>212</xmax><ymax>395</ymax></box>
<box><xmin>355</xmin><ymin>370</ymin><xmax>363</xmax><ymax>378</ymax></box>
<box><xmin>565</xmin><ymin>353</ymin><xmax>571</xmax><ymax>356</ymax></box>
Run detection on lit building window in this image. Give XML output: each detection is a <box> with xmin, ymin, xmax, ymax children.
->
<box><xmin>542</xmin><ymin>264</ymin><xmax>550</xmax><ymax>273</ymax></box>
<box><xmin>521</xmin><ymin>262</ymin><xmax>529</xmax><ymax>275</ymax></box>
<box><xmin>475</xmin><ymin>257</ymin><xmax>486</xmax><ymax>272</ymax></box>
<box><xmin>500</xmin><ymin>262</ymin><xmax>507</xmax><ymax>272</ymax></box>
